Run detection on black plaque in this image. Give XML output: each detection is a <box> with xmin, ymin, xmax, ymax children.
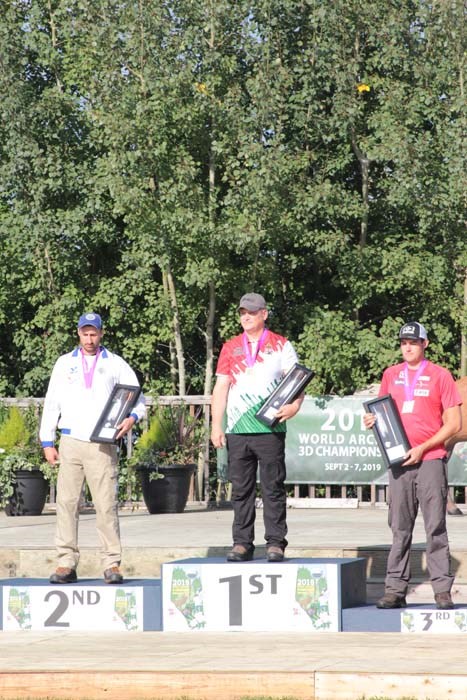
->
<box><xmin>90</xmin><ymin>384</ymin><xmax>141</xmax><ymax>444</ymax></box>
<box><xmin>255</xmin><ymin>363</ymin><xmax>314</xmax><ymax>428</ymax></box>
<box><xmin>363</xmin><ymin>394</ymin><xmax>411</xmax><ymax>468</ymax></box>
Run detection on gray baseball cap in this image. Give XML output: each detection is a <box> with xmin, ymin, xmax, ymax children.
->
<box><xmin>238</xmin><ymin>293</ymin><xmax>267</xmax><ymax>312</ymax></box>
<box><xmin>399</xmin><ymin>321</ymin><xmax>428</xmax><ymax>341</ymax></box>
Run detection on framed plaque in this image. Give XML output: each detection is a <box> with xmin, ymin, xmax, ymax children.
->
<box><xmin>90</xmin><ymin>384</ymin><xmax>141</xmax><ymax>444</ymax></box>
<box><xmin>255</xmin><ymin>363</ymin><xmax>314</xmax><ymax>428</ymax></box>
<box><xmin>362</xmin><ymin>394</ymin><xmax>411</xmax><ymax>468</ymax></box>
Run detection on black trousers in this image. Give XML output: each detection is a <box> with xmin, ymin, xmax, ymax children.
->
<box><xmin>226</xmin><ymin>432</ymin><xmax>288</xmax><ymax>550</ymax></box>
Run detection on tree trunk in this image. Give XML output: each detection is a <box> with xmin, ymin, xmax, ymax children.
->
<box><xmin>164</xmin><ymin>267</ymin><xmax>186</xmax><ymax>396</ymax></box>
<box><xmin>162</xmin><ymin>271</ymin><xmax>179</xmax><ymax>394</ymax></box>
<box><xmin>351</xmin><ymin>132</ymin><xmax>370</xmax><ymax>324</ymax></box>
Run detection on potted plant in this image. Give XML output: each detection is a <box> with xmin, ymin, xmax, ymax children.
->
<box><xmin>0</xmin><ymin>406</ymin><xmax>56</xmax><ymax>516</ymax></box>
<box><xmin>131</xmin><ymin>404</ymin><xmax>204</xmax><ymax>514</ymax></box>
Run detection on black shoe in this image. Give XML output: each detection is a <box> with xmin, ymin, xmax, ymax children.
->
<box><xmin>226</xmin><ymin>545</ymin><xmax>253</xmax><ymax>562</ymax></box>
<box><xmin>49</xmin><ymin>567</ymin><xmax>77</xmax><ymax>584</ymax></box>
<box><xmin>266</xmin><ymin>546</ymin><xmax>285</xmax><ymax>562</ymax></box>
<box><xmin>376</xmin><ymin>593</ymin><xmax>407</xmax><ymax>609</ymax></box>
<box><xmin>104</xmin><ymin>566</ymin><xmax>124</xmax><ymax>584</ymax></box>
<box><xmin>435</xmin><ymin>591</ymin><xmax>454</xmax><ymax>609</ymax></box>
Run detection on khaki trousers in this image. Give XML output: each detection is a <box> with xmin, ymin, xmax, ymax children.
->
<box><xmin>56</xmin><ymin>435</ymin><xmax>120</xmax><ymax>571</ymax></box>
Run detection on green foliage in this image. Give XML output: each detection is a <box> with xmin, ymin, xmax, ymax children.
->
<box><xmin>0</xmin><ymin>407</ymin><xmax>30</xmax><ymax>451</ymax></box>
<box><xmin>117</xmin><ymin>455</ymin><xmax>142</xmax><ymax>504</ymax></box>
<box><xmin>131</xmin><ymin>404</ymin><xmax>206</xmax><ymax>470</ymax></box>
<box><xmin>0</xmin><ymin>405</ymin><xmax>56</xmax><ymax>508</ymax></box>
<box><xmin>0</xmin><ymin>0</ymin><xmax>465</xmax><ymax>397</ymax></box>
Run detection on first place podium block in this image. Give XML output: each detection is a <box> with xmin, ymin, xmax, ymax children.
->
<box><xmin>162</xmin><ymin>557</ymin><xmax>366</xmax><ymax>632</ymax></box>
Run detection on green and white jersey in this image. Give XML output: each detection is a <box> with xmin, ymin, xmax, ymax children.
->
<box><xmin>215</xmin><ymin>330</ymin><xmax>298</xmax><ymax>434</ymax></box>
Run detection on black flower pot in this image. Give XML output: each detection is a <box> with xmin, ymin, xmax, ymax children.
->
<box><xmin>5</xmin><ymin>469</ymin><xmax>49</xmax><ymax>516</ymax></box>
<box><xmin>137</xmin><ymin>463</ymin><xmax>195</xmax><ymax>514</ymax></box>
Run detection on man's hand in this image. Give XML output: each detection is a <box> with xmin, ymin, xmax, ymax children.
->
<box><xmin>401</xmin><ymin>405</ymin><xmax>462</xmax><ymax>466</ymax></box>
<box><xmin>211</xmin><ymin>427</ymin><xmax>226</xmax><ymax>449</ymax></box>
<box><xmin>363</xmin><ymin>413</ymin><xmax>376</xmax><ymax>429</ymax></box>
<box><xmin>43</xmin><ymin>446</ymin><xmax>59</xmax><ymax>466</ymax></box>
<box><xmin>275</xmin><ymin>403</ymin><xmax>299</xmax><ymax>422</ymax></box>
<box><xmin>115</xmin><ymin>416</ymin><xmax>136</xmax><ymax>440</ymax></box>
<box><xmin>210</xmin><ymin>375</ymin><xmax>230</xmax><ymax>449</ymax></box>
<box><xmin>276</xmin><ymin>393</ymin><xmax>305</xmax><ymax>423</ymax></box>
<box><xmin>402</xmin><ymin>445</ymin><xmax>425</xmax><ymax>466</ymax></box>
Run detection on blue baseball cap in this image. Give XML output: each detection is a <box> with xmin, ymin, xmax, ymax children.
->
<box><xmin>77</xmin><ymin>312</ymin><xmax>102</xmax><ymax>330</ymax></box>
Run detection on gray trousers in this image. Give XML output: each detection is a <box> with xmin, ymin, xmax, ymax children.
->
<box><xmin>385</xmin><ymin>458</ymin><xmax>453</xmax><ymax>596</ymax></box>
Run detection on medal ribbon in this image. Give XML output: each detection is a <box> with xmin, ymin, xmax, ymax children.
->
<box><xmin>242</xmin><ymin>329</ymin><xmax>268</xmax><ymax>367</ymax></box>
<box><xmin>81</xmin><ymin>348</ymin><xmax>100</xmax><ymax>389</ymax></box>
<box><xmin>403</xmin><ymin>360</ymin><xmax>427</xmax><ymax>402</ymax></box>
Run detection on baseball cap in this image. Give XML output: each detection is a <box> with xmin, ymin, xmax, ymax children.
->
<box><xmin>238</xmin><ymin>293</ymin><xmax>267</xmax><ymax>312</ymax></box>
<box><xmin>399</xmin><ymin>321</ymin><xmax>428</xmax><ymax>341</ymax></box>
<box><xmin>77</xmin><ymin>312</ymin><xmax>103</xmax><ymax>330</ymax></box>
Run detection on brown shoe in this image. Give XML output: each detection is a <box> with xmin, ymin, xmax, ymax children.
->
<box><xmin>376</xmin><ymin>592</ymin><xmax>407</xmax><ymax>609</ymax></box>
<box><xmin>266</xmin><ymin>546</ymin><xmax>285</xmax><ymax>562</ymax></box>
<box><xmin>434</xmin><ymin>591</ymin><xmax>454</xmax><ymax>610</ymax></box>
<box><xmin>226</xmin><ymin>545</ymin><xmax>253</xmax><ymax>562</ymax></box>
<box><xmin>104</xmin><ymin>566</ymin><xmax>124</xmax><ymax>584</ymax></box>
<box><xmin>49</xmin><ymin>567</ymin><xmax>77</xmax><ymax>584</ymax></box>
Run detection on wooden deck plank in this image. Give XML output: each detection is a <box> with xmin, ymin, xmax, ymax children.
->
<box><xmin>315</xmin><ymin>672</ymin><xmax>467</xmax><ymax>700</ymax></box>
<box><xmin>0</xmin><ymin>671</ymin><xmax>314</xmax><ymax>700</ymax></box>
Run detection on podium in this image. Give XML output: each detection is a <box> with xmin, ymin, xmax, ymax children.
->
<box><xmin>161</xmin><ymin>557</ymin><xmax>366</xmax><ymax>632</ymax></box>
<box><xmin>0</xmin><ymin>558</ymin><xmax>365</xmax><ymax>633</ymax></box>
<box><xmin>0</xmin><ymin>578</ymin><xmax>161</xmax><ymax>631</ymax></box>
<box><xmin>2</xmin><ymin>564</ymin><xmax>467</xmax><ymax>633</ymax></box>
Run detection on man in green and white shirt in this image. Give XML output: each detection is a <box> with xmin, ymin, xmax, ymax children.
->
<box><xmin>211</xmin><ymin>293</ymin><xmax>304</xmax><ymax>563</ymax></box>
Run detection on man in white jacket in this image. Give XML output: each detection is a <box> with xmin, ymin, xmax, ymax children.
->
<box><xmin>40</xmin><ymin>312</ymin><xmax>146</xmax><ymax>584</ymax></box>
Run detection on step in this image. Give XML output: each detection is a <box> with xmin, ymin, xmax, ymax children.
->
<box><xmin>2</xmin><ymin>545</ymin><xmax>467</xmax><ymax>585</ymax></box>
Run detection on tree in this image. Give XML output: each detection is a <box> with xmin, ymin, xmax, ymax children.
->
<box><xmin>0</xmin><ymin>0</ymin><xmax>464</xmax><ymax>400</ymax></box>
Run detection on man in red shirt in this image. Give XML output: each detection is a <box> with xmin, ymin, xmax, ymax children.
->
<box><xmin>364</xmin><ymin>321</ymin><xmax>462</xmax><ymax>610</ymax></box>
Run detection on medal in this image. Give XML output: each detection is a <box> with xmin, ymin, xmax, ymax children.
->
<box><xmin>242</xmin><ymin>329</ymin><xmax>269</xmax><ymax>370</ymax></box>
<box><xmin>81</xmin><ymin>348</ymin><xmax>100</xmax><ymax>389</ymax></box>
<box><xmin>403</xmin><ymin>360</ymin><xmax>427</xmax><ymax>409</ymax></box>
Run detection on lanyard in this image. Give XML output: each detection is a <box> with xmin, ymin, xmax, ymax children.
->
<box><xmin>242</xmin><ymin>329</ymin><xmax>268</xmax><ymax>367</ymax></box>
<box><xmin>81</xmin><ymin>348</ymin><xmax>100</xmax><ymax>389</ymax></box>
<box><xmin>403</xmin><ymin>360</ymin><xmax>427</xmax><ymax>402</ymax></box>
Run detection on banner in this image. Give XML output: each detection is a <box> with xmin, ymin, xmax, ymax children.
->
<box><xmin>285</xmin><ymin>396</ymin><xmax>387</xmax><ymax>484</ymax></box>
<box><xmin>217</xmin><ymin>395</ymin><xmax>467</xmax><ymax>486</ymax></box>
<box><xmin>162</xmin><ymin>560</ymin><xmax>340</xmax><ymax>632</ymax></box>
<box><xmin>3</xmin><ymin>585</ymin><xmax>143</xmax><ymax>631</ymax></box>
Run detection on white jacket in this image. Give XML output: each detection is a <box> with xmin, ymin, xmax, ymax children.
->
<box><xmin>39</xmin><ymin>346</ymin><xmax>146</xmax><ymax>445</ymax></box>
